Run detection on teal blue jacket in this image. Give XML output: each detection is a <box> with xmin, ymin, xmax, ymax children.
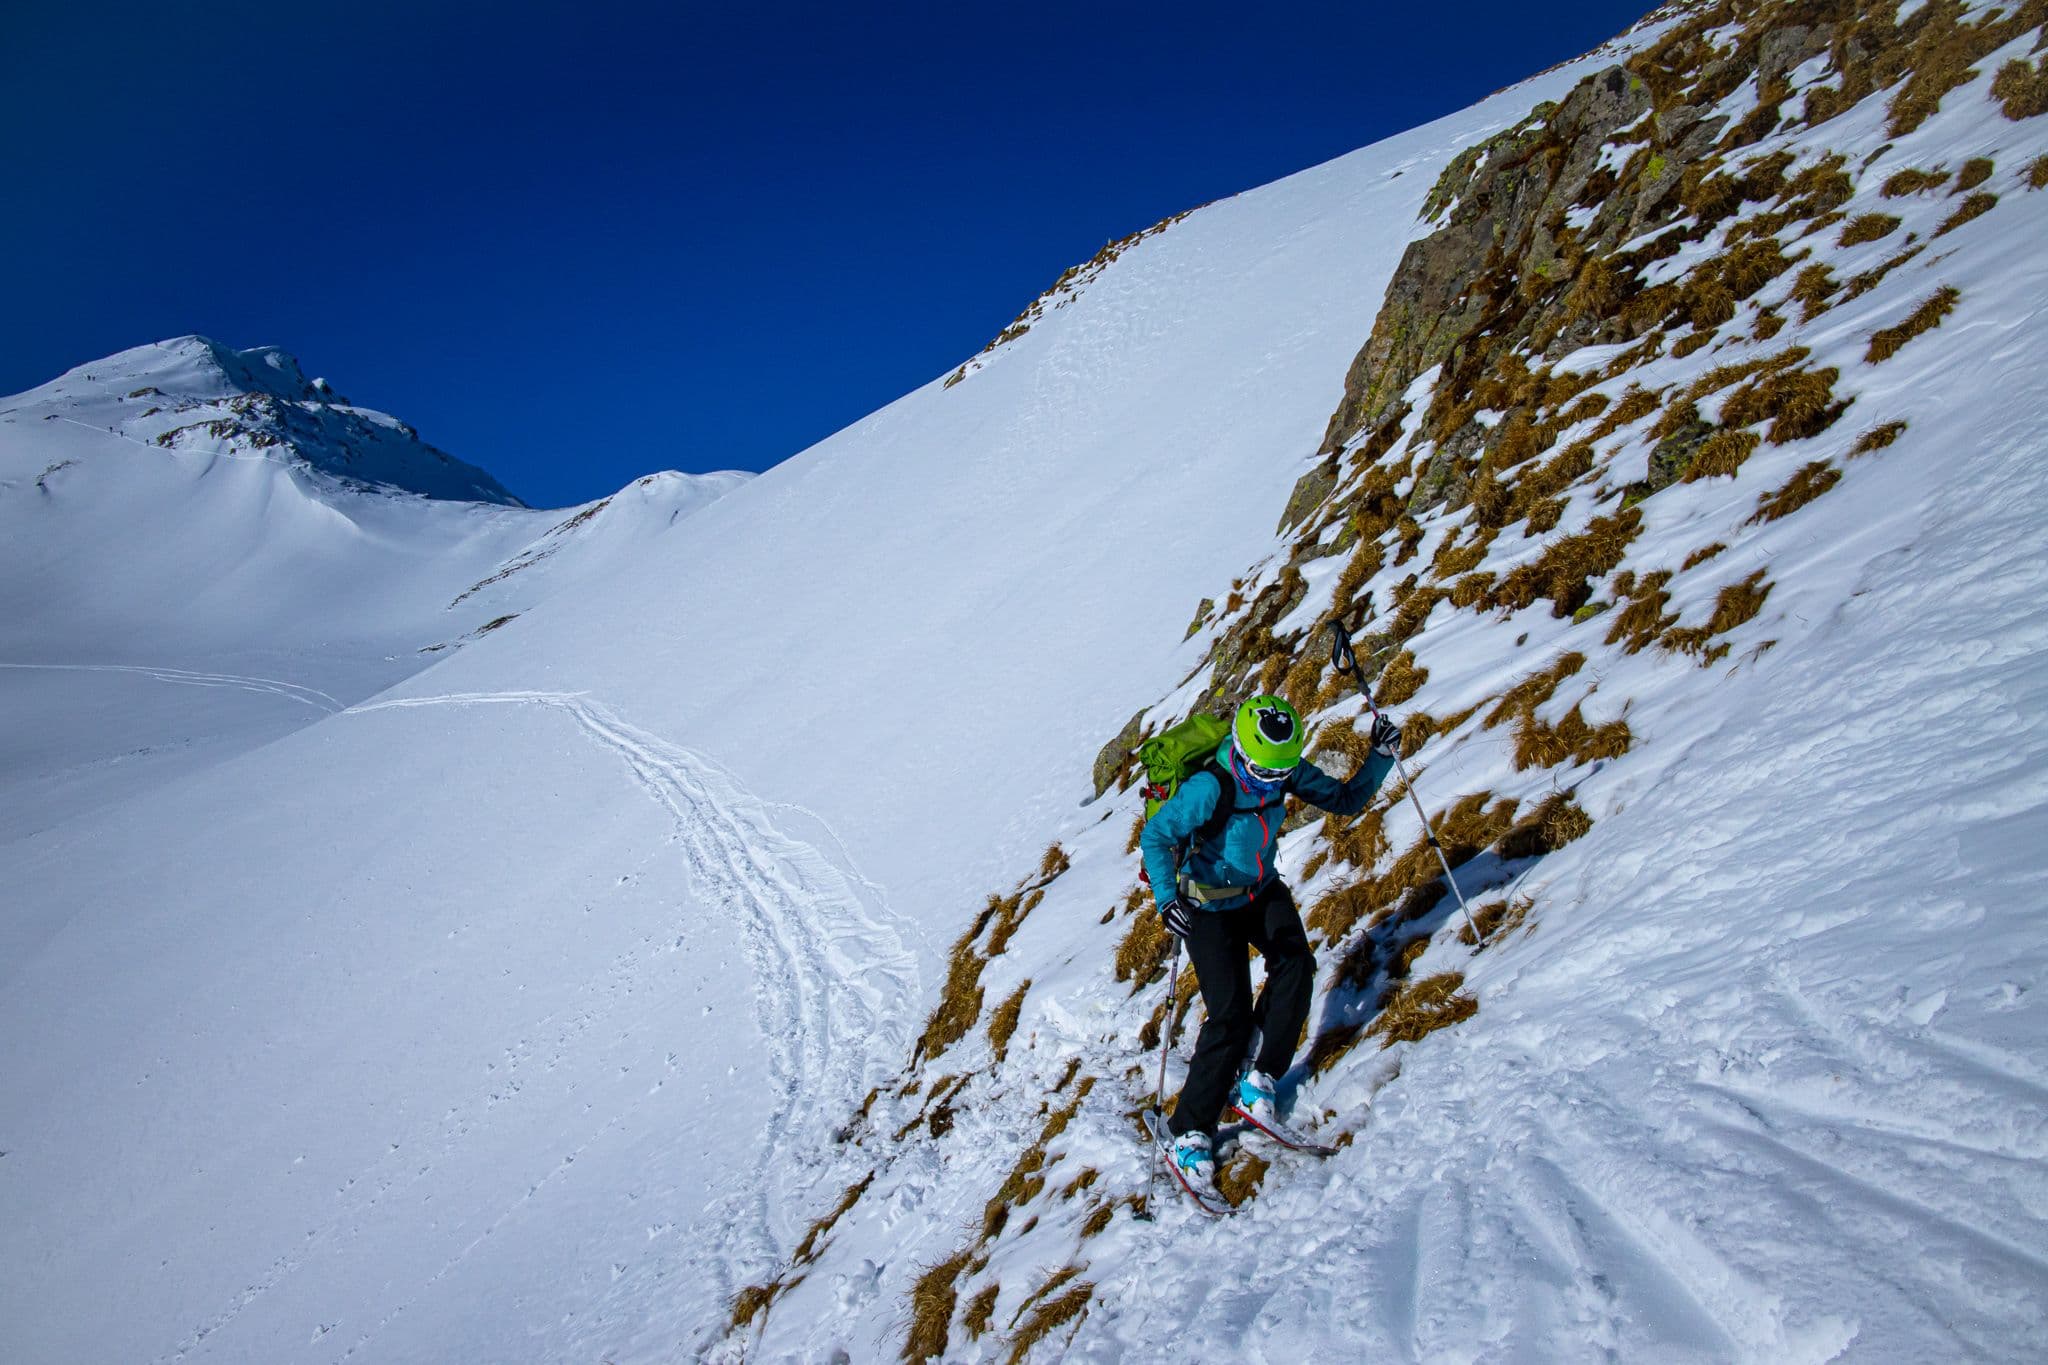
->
<box><xmin>1141</xmin><ymin>739</ymin><xmax>1393</xmax><ymax>910</ymax></box>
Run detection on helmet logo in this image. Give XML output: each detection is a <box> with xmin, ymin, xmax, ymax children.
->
<box><xmin>1255</xmin><ymin>704</ymin><xmax>1295</xmax><ymax>745</ymax></box>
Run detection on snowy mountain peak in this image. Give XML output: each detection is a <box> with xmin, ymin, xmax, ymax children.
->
<box><xmin>7</xmin><ymin>335</ymin><xmax>523</xmax><ymax>506</ymax></box>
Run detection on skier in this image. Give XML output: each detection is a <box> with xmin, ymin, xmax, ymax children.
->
<box><xmin>1141</xmin><ymin>693</ymin><xmax>1398</xmax><ymax>1190</ymax></box>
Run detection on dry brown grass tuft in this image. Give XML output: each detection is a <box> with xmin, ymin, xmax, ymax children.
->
<box><xmin>984</xmin><ymin>893</ymin><xmax>1027</xmax><ymax>956</ymax></box>
<box><xmin>1458</xmin><ymin>893</ymin><xmax>1534</xmax><ymax>946</ymax></box>
<box><xmin>1720</xmin><ymin>239</ymin><xmax>1795</xmax><ymax>300</ymax></box>
<box><xmin>1281</xmin><ymin>650</ymin><xmax>1327</xmax><ymax>714</ymax></box>
<box><xmin>1680</xmin><ymin>277</ymin><xmax>1737</xmax><ymax>331</ymax></box>
<box><xmin>1367</xmin><ymin>972</ymin><xmax>1477</xmax><ymax>1046</ymax></box>
<box><xmin>1792</xmin><ymin>264</ymin><xmax>1838</xmax><ymax>321</ymax></box>
<box><xmin>1993</xmin><ymin>57</ymin><xmax>2048</xmax><ymax>120</ymax></box>
<box><xmin>905</xmin><ymin>1248</ymin><xmax>973</xmax><ymax>1362</ymax></box>
<box><xmin>1522</xmin><ymin>440</ymin><xmax>1594</xmax><ymax>506</ymax></box>
<box><xmin>1007</xmin><ymin>1266</ymin><xmax>1080</xmax><ymax>1331</ymax></box>
<box><xmin>1840</xmin><ymin>213</ymin><xmax>1902</xmax><ymax>246</ymax></box>
<box><xmin>1389</xmin><ymin>583</ymin><xmax>1445</xmax><ymax>641</ymax></box>
<box><xmin>1325</xmin><ymin>788</ymin><xmax>1392</xmax><ymax>872</ymax></box>
<box><xmin>1305</xmin><ymin>1024</ymin><xmax>1364</xmax><ymax>1075</ymax></box>
<box><xmin>1305</xmin><ymin>878</ymin><xmax>1376</xmax><ymax>944</ymax></box>
<box><xmin>1483</xmin><ymin>652</ymin><xmax>1586</xmax><ymax>728</ymax></box>
<box><xmin>1881</xmin><ymin>166</ymin><xmax>1950</xmax><ymax>197</ymax></box>
<box><xmin>1590</xmin><ymin>386</ymin><xmax>1662</xmax><ymax>442</ymax></box>
<box><xmin>1719</xmin><ymin>366</ymin><xmax>1850</xmax><ymax>445</ymax></box>
<box><xmin>1845</xmin><ymin>245</ymin><xmax>1927</xmax><ymax>302</ymax></box>
<box><xmin>1380</xmin><ymin>793</ymin><xmax>1520</xmax><ymax>903</ymax></box>
<box><xmin>1330</xmin><ymin>541</ymin><xmax>1384</xmax><ymax>620</ymax></box>
<box><xmin>1736</xmin><ymin>150</ymin><xmax>1795</xmax><ymax>202</ymax></box>
<box><xmin>982</xmin><ymin>1091</ymin><xmax>1090</xmax><ymax>1241</ymax></box>
<box><xmin>1430</xmin><ymin>532</ymin><xmax>1491</xmax><ymax>581</ymax></box>
<box><xmin>1376</xmin><ymin>650</ymin><xmax>1428</xmax><ymax>705</ymax></box>
<box><xmin>1448</xmin><ymin>570</ymin><xmax>1496</xmax><ymax>609</ymax></box>
<box><xmin>1868</xmin><ymin>286</ymin><xmax>1961</xmax><ymax>362</ymax></box>
<box><xmin>963</xmin><ymin>1283</ymin><xmax>1001</xmax><ymax>1340</ymax></box>
<box><xmin>1671</xmin><ymin>331</ymin><xmax>1715</xmax><ymax>359</ymax></box>
<box><xmin>1665</xmin><ymin>570</ymin><xmax>1774</xmax><ymax>657</ymax></box>
<box><xmin>917</xmin><ymin>930</ymin><xmax>987</xmax><ymax>1062</ymax></box>
<box><xmin>793</xmin><ymin>1174</ymin><xmax>875</xmax><ymax>1266</ymax></box>
<box><xmin>1497</xmin><ymin>793</ymin><xmax>1594</xmax><ymax>861</ymax></box>
<box><xmin>1934</xmin><ymin>191</ymin><xmax>1997</xmax><ymax>236</ymax></box>
<box><xmin>1037</xmin><ymin>843</ymin><xmax>1071</xmax><ymax>883</ymax></box>
<box><xmin>1682</xmin><ymin>542</ymin><xmax>1728</xmax><ymax>571</ymax></box>
<box><xmin>1707</xmin><ymin>571</ymin><xmax>1773</xmax><ymax>634</ymax></box>
<box><xmin>730</xmin><ymin>1279</ymin><xmax>786</xmax><ymax>1330</ymax></box>
<box><xmin>987</xmin><ymin>980</ymin><xmax>1031</xmax><ymax>1061</ymax></box>
<box><xmin>1750</xmin><ymin>462</ymin><xmax>1842</xmax><ymax>523</ymax></box>
<box><xmin>1686</xmin><ymin>347</ymin><xmax>1810</xmax><ymax>406</ymax></box>
<box><xmin>1005</xmin><ymin>1281</ymin><xmax>1094</xmax><ymax>1364</ymax></box>
<box><xmin>1683</xmin><ymin>429</ymin><xmax>1762</xmax><ymax>481</ymax></box>
<box><xmin>1954</xmin><ymin>157</ymin><xmax>1996</xmax><ymax>192</ymax></box>
<box><xmin>1556</xmin><ymin>390</ymin><xmax>1611</xmax><ymax>428</ymax></box>
<box><xmin>1786</xmin><ymin>152</ymin><xmax>1854</xmax><ymax>214</ymax></box>
<box><xmin>1512</xmin><ymin>702</ymin><xmax>1631</xmax><ymax>772</ymax></box>
<box><xmin>1216</xmin><ymin>1152</ymin><xmax>1271</xmax><ymax>1208</ymax></box>
<box><xmin>1651</xmin><ymin>396</ymin><xmax>1703</xmax><ymax>442</ymax></box>
<box><xmin>2030</xmin><ymin>155</ymin><xmax>2048</xmax><ymax>190</ymax></box>
<box><xmin>1887</xmin><ymin>16</ymin><xmax>1988</xmax><ymax>136</ymax></box>
<box><xmin>1393</xmin><ymin>516</ymin><xmax>1424</xmax><ymax>566</ymax></box>
<box><xmin>1113</xmin><ymin>902</ymin><xmax>1170</xmax><ymax>991</ymax></box>
<box><xmin>1606</xmin><ymin>570</ymin><xmax>1676</xmax><ymax>654</ymax></box>
<box><xmin>1493</xmin><ymin>509</ymin><xmax>1643</xmax><ymax>618</ymax></box>
<box><xmin>1851</xmin><ymin>420</ymin><xmax>1909</xmax><ymax>456</ymax></box>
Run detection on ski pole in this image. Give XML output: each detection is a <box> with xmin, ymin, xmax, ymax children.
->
<box><xmin>1326</xmin><ymin>618</ymin><xmax>1483</xmax><ymax>944</ymax></box>
<box><xmin>1140</xmin><ymin>933</ymin><xmax>1182</xmax><ymax>1222</ymax></box>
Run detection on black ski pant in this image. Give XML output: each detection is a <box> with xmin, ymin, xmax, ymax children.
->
<box><xmin>1167</xmin><ymin>879</ymin><xmax>1314</xmax><ymax>1139</ymax></box>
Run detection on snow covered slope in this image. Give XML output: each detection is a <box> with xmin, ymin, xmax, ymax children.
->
<box><xmin>713</xmin><ymin>3</ymin><xmax>2048</xmax><ymax>1360</ymax></box>
<box><xmin>6</xmin><ymin>2</ymin><xmax>2048</xmax><ymax>1362</ymax></box>
<box><xmin>0</xmin><ymin>337</ymin><xmax>746</xmax><ymax>837</ymax></box>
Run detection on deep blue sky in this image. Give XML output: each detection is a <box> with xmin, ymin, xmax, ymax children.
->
<box><xmin>4</xmin><ymin>1</ymin><xmax>1652</xmax><ymax>508</ymax></box>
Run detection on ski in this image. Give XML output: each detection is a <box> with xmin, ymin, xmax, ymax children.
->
<box><xmin>1232</xmin><ymin>1104</ymin><xmax>1340</xmax><ymax>1156</ymax></box>
<box><xmin>1143</xmin><ymin>1110</ymin><xmax>1237</xmax><ymax>1218</ymax></box>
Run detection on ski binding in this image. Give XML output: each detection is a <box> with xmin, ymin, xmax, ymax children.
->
<box><xmin>1143</xmin><ymin>1109</ymin><xmax>1236</xmax><ymax>1218</ymax></box>
<box><xmin>1232</xmin><ymin>1103</ymin><xmax>1340</xmax><ymax>1156</ymax></box>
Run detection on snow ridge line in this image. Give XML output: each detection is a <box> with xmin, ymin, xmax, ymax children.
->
<box><xmin>0</xmin><ymin>661</ymin><xmax>342</xmax><ymax>711</ymax></box>
<box><xmin>339</xmin><ymin>689</ymin><xmax>921</xmax><ymax>1337</ymax></box>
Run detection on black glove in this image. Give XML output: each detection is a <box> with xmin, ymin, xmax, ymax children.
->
<box><xmin>1370</xmin><ymin>713</ymin><xmax>1401</xmax><ymax>758</ymax></box>
<box><xmin>1159</xmin><ymin>898</ymin><xmax>1193</xmax><ymax>939</ymax></box>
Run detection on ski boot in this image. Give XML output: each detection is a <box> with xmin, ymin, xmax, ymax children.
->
<box><xmin>1234</xmin><ymin>1068</ymin><xmax>1280</xmax><ymax>1127</ymax></box>
<box><xmin>1171</xmin><ymin>1130</ymin><xmax>1217</xmax><ymax>1189</ymax></box>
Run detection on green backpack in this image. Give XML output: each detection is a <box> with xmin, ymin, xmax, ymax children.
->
<box><xmin>1136</xmin><ymin>716</ymin><xmax>1240</xmax><ymax>888</ymax></box>
<box><xmin>1137</xmin><ymin>713</ymin><xmax>1230</xmax><ymax>818</ymax></box>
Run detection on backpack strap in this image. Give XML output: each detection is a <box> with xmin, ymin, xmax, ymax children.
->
<box><xmin>1189</xmin><ymin>758</ymin><xmax>1239</xmax><ymax>850</ymax></box>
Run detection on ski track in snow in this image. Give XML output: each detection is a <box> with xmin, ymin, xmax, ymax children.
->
<box><xmin>328</xmin><ymin>689</ymin><xmax>922</xmax><ymax>1356</ymax></box>
<box><xmin>0</xmin><ymin>661</ymin><xmax>342</xmax><ymax>711</ymax></box>
<box><xmin>133</xmin><ymin>687</ymin><xmax>918</xmax><ymax>1364</ymax></box>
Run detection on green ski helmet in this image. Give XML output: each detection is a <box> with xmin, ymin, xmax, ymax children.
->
<box><xmin>1232</xmin><ymin>694</ymin><xmax>1304</xmax><ymax>781</ymax></box>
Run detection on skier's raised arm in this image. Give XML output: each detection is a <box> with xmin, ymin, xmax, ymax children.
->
<box><xmin>1287</xmin><ymin>713</ymin><xmax>1401</xmax><ymax>817</ymax></box>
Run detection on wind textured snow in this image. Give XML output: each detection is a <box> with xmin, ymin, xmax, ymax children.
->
<box><xmin>5</xmin><ymin>2</ymin><xmax>2048</xmax><ymax>1361</ymax></box>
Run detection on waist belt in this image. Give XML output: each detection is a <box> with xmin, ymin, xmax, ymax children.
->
<box><xmin>1179</xmin><ymin>876</ymin><xmax>1252</xmax><ymax>905</ymax></box>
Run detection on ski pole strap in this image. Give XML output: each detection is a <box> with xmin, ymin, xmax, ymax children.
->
<box><xmin>1328</xmin><ymin>619</ymin><xmax>1357</xmax><ymax>673</ymax></box>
